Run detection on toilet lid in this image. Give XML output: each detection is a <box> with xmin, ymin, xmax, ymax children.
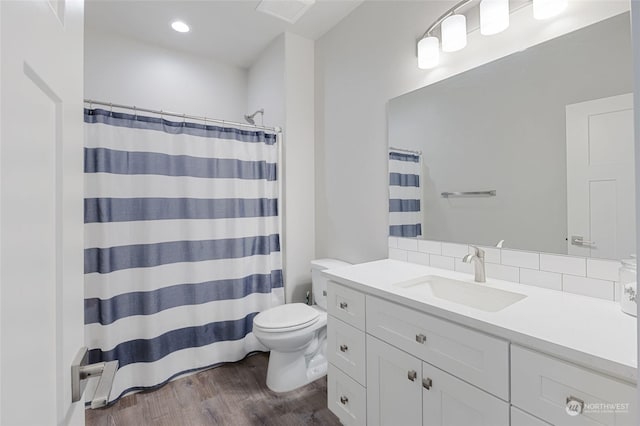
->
<box><xmin>253</xmin><ymin>303</ymin><xmax>320</xmax><ymax>331</ymax></box>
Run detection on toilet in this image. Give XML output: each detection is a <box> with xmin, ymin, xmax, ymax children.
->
<box><xmin>252</xmin><ymin>258</ymin><xmax>351</xmax><ymax>393</ymax></box>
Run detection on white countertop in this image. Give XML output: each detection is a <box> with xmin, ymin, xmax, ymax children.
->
<box><xmin>323</xmin><ymin>259</ymin><xmax>638</xmax><ymax>384</ymax></box>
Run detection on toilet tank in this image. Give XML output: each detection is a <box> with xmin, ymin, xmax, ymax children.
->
<box><xmin>310</xmin><ymin>258</ymin><xmax>352</xmax><ymax>310</ymax></box>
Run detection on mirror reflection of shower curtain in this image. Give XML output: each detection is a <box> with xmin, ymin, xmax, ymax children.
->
<box><xmin>83</xmin><ymin>108</ymin><xmax>284</xmax><ymax>404</ymax></box>
<box><xmin>389</xmin><ymin>151</ymin><xmax>423</xmax><ymax>238</ymax></box>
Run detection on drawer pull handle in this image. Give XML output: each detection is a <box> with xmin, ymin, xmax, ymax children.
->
<box><xmin>340</xmin><ymin>395</ymin><xmax>349</xmax><ymax>405</ymax></box>
<box><xmin>407</xmin><ymin>370</ymin><xmax>417</xmax><ymax>382</ymax></box>
<box><xmin>339</xmin><ymin>344</ymin><xmax>349</xmax><ymax>352</ymax></box>
<box><xmin>565</xmin><ymin>396</ymin><xmax>584</xmax><ymax>416</ymax></box>
<box><xmin>415</xmin><ymin>333</ymin><xmax>427</xmax><ymax>344</ymax></box>
<box><xmin>422</xmin><ymin>378</ymin><xmax>433</xmax><ymax>390</ymax></box>
<box><xmin>339</xmin><ymin>302</ymin><xmax>348</xmax><ymax>310</ymax></box>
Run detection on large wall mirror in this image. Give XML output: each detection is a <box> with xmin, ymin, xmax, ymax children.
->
<box><xmin>388</xmin><ymin>12</ymin><xmax>634</xmax><ymax>261</ymax></box>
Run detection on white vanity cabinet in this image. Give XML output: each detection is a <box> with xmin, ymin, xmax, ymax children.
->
<box><xmin>511</xmin><ymin>345</ymin><xmax>637</xmax><ymax>426</ymax></box>
<box><xmin>421</xmin><ymin>360</ymin><xmax>510</xmax><ymax>426</ymax></box>
<box><xmin>326</xmin><ymin>282</ymin><xmax>368</xmax><ymax>426</ymax></box>
<box><xmin>327</xmin><ymin>282</ymin><xmax>509</xmax><ymax>426</ymax></box>
<box><xmin>366</xmin><ymin>334</ymin><xmax>510</xmax><ymax>426</ymax></box>
<box><xmin>326</xmin><ymin>280</ymin><xmax>637</xmax><ymax>426</ymax></box>
<box><xmin>511</xmin><ymin>408</ymin><xmax>552</xmax><ymax>426</ymax></box>
<box><xmin>328</xmin><ymin>364</ymin><xmax>367</xmax><ymax>426</ymax></box>
<box><xmin>366</xmin><ymin>295</ymin><xmax>510</xmax><ymax>400</ymax></box>
<box><xmin>366</xmin><ymin>335</ymin><xmax>423</xmax><ymax>425</ymax></box>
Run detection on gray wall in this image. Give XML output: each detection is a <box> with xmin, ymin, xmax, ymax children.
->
<box><xmin>315</xmin><ymin>1</ymin><xmax>452</xmax><ymax>263</ymax></box>
<box><xmin>248</xmin><ymin>33</ymin><xmax>316</xmax><ymax>303</ymax></box>
<box><xmin>315</xmin><ymin>0</ymin><xmax>631</xmax><ymax>263</ymax></box>
<box><xmin>388</xmin><ymin>14</ymin><xmax>632</xmax><ymax>254</ymax></box>
<box><xmin>84</xmin><ymin>30</ymin><xmax>248</xmax><ymax>122</ymax></box>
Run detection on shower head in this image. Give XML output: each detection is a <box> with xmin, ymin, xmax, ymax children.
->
<box><xmin>244</xmin><ymin>109</ymin><xmax>264</xmax><ymax>125</ymax></box>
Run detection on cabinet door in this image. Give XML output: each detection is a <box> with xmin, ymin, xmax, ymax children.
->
<box><xmin>422</xmin><ymin>362</ymin><xmax>509</xmax><ymax>426</ymax></box>
<box><xmin>366</xmin><ymin>296</ymin><xmax>509</xmax><ymax>400</ymax></box>
<box><xmin>367</xmin><ymin>335</ymin><xmax>423</xmax><ymax>426</ymax></box>
<box><xmin>511</xmin><ymin>407</ymin><xmax>552</xmax><ymax>426</ymax></box>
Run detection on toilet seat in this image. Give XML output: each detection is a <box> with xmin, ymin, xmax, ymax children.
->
<box><xmin>253</xmin><ymin>303</ymin><xmax>320</xmax><ymax>333</ymax></box>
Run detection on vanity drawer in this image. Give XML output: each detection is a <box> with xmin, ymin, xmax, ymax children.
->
<box><xmin>511</xmin><ymin>345</ymin><xmax>636</xmax><ymax>426</ymax></box>
<box><xmin>327</xmin><ymin>282</ymin><xmax>365</xmax><ymax>330</ymax></box>
<box><xmin>366</xmin><ymin>295</ymin><xmax>509</xmax><ymax>400</ymax></box>
<box><xmin>511</xmin><ymin>407</ymin><xmax>552</xmax><ymax>426</ymax></box>
<box><xmin>328</xmin><ymin>363</ymin><xmax>366</xmax><ymax>426</ymax></box>
<box><xmin>327</xmin><ymin>316</ymin><xmax>366</xmax><ymax>385</ymax></box>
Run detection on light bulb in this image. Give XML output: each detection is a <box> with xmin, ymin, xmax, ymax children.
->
<box><xmin>480</xmin><ymin>0</ymin><xmax>509</xmax><ymax>35</ymax></box>
<box><xmin>441</xmin><ymin>14</ymin><xmax>467</xmax><ymax>52</ymax></box>
<box><xmin>418</xmin><ymin>37</ymin><xmax>440</xmax><ymax>69</ymax></box>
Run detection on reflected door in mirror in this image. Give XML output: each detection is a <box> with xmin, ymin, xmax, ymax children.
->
<box><xmin>566</xmin><ymin>93</ymin><xmax>635</xmax><ymax>259</ymax></box>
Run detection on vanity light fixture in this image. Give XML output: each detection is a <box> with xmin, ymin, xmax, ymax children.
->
<box><xmin>480</xmin><ymin>0</ymin><xmax>510</xmax><ymax>35</ymax></box>
<box><xmin>418</xmin><ymin>36</ymin><xmax>440</xmax><ymax>69</ymax></box>
<box><xmin>442</xmin><ymin>14</ymin><xmax>468</xmax><ymax>52</ymax></box>
<box><xmin>417</xmin><ymin>0</ymin><xmax>473</xmax><ymax>69</ymax></box>
<box><xmin>171</xmin><ymin>21</ymin><xmax>190</xmax><ymax>33</ymax></box>
<box><xmin>417</xmin><ymin>0</ymin><xmax>568</xmax><ymax>69</ymax></box>
<box><xmin>533</xmin><ymin>0</ymin><xmax>568</xmax><ymax>20</ymax></box>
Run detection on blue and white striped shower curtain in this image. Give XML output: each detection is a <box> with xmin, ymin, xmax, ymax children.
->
<box><xmin>83</xmin><ymin>108</ymin><xmax>284</xmax><ymax>402</ymax></box>
<box><xmin>389</xmin><ymin>151</ymin><xmax>422</xmax><ymax>238</ymax></box>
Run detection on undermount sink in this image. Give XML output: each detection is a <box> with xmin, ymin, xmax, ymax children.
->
<box><xmin>393</xmin><ymin>275</ymin><xmax>527</xmax><ymax>312</ymax></box>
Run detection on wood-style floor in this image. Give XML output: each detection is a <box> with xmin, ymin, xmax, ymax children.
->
<box><xmin>86</xmin><ymin>353</ymin><xmax>341</xmax><ymax>426</ymax></box>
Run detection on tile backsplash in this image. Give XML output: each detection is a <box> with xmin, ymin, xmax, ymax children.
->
<box><xmin>388</xmin><ymin>237</ymin><xmax>621</xmax><ymax>302</ymax></box>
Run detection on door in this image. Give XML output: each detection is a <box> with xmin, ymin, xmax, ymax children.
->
<box><xmin>1</xmin><ymin>1</ymin><xmax>85</xmax><ymax>425</ymax></box>
<box><xmin>367</xmin><ymin>335</ymin><xmax>422</xmax><ymax>426</ymax></box>
<box><xmin>566</xmin><ymin>93</ymin><xmax>635</xmax><ymax>259</ymax></box>
<box><xmin>422</xmin><ymin>362</ymin><xmax>509</xmax><ymax>426</ymax></box>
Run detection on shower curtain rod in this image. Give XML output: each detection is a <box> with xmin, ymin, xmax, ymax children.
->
<box><xmin>389</xmin><ymin>146</ymin><xmax>422</xmax><ymax>155</ymax></box>
<box><xmin>84</xmin><ymin>99</ymin><xmax>282</xmax><ymax>133</ymax></box>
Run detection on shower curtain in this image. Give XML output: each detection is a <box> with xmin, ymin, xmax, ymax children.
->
<box><xmin>389</xmin><ymin>150</ymin><xmax>422</xmax><ymax>238</ymax></box>
<box><xmin>83</xmin><ymin>108</ymin><xmax>284</xmax><ymax>403</ymax></box>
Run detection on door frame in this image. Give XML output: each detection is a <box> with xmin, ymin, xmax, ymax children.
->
<box><xmin>631</xmin><ymin>0</ymin><xmax>640</xmax><ymax>414</ymax></box>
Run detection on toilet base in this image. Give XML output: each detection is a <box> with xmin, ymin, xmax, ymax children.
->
<box><xmin>265</xmin><ymin>350</ymin><xmax>327</xmax><ymax>393</ymax></box>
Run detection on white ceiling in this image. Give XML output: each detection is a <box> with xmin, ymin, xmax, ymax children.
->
<box><xmin>85</xmin><ymin>0</ymin><xmax>365</xmax><ymax>69</ymax></box>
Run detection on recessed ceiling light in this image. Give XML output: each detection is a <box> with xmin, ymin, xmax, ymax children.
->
<box><xmin>171</xmin><ymin>21</ymin><xmax>190</xmax><ymax>33</ymax></box>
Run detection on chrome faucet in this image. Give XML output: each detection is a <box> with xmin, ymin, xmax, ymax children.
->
<box><xmin>463</xmin><ymin>246</ymin><xmax>486</xmax><ymax>283</ymax></box>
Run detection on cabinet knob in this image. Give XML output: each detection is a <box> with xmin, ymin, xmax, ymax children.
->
<box><xmin>407</xmin><ymin>370</ymin><xmax>417</xmax><ymax>382</ymax></box>
<box><xmin>340</xmin><ymin>395</ymin><xmax>349</xmax><ymax>405</ymax></box>
<box><xmin>339</xmin><ymin>344</ymin><xmax>348</xmax><ymax>353</ymax></box>
<box><xmin>565</xmin><ymin>396</ymin><xmax>584</xmax><ymax>416</ymax></box>
<box><xmin>339</xmin><ymin>302</ymin><xmax>348</xmax><ymax>310</ymax></box>
<box><xmin>422</xmin><ymin>378</ymin><xmax>433</xmax><ymax>390</ymax></box>
<box><xmin>415</xmin><ymin>333</ymin><xmax>427</xmax><ymax>344</ymax></box>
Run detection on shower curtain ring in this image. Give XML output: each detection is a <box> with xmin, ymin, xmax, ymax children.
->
<box><xmin>183</xmin><ymin>113</ymin><xmax>186</xmax><ymax>126</ymax></box>
<box><xmin>133</xmin><ymin>105</ymin><xmax>137</xmax><ymax>120</ymax></box>
<box><xmin>109</xmin><ymin>103</ymin><xmax>113</xmax><ymax>116</ymax></box>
